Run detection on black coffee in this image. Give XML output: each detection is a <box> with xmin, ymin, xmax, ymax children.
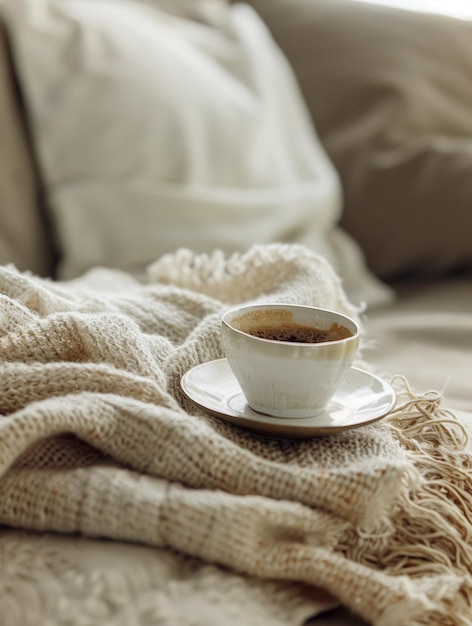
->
<box><xmin>248</xmin><ymin>321</ymin><xmax>352</xmax><ymax>343</ymax></box>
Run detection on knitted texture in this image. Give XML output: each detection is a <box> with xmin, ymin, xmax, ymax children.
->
<box><xmin>0</xmin><ymin>244</ymin><xmax>471</xmax><ymax>626</ymax></box>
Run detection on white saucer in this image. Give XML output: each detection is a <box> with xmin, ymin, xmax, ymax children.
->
<box><xmin>181</xmin><ymin>359</ymin><xmax>396</xmax><ymax>438</ymax></box>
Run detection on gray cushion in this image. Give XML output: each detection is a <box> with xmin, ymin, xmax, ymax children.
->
<box><xmin>247</xmin><ymin>0</ymin><xmax>472</xmax><ymax>280</ymax></box>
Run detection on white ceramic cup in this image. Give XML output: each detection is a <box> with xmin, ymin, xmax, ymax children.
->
<box><xmin>221</xmin><ymin>303</ymin><xmax>360</xmax><ymax>418</ymax></box>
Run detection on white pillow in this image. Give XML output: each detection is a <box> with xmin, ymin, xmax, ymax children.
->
<box><xmin>5</xmin><ymin>0</ymin><xmax>391</xmax><ymax>307</ymax></box>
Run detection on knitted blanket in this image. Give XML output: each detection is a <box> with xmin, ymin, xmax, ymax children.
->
<box><xmin>0</xmin><ymin>244</ymin><xmax>471</xmax><ymax>626</ymax></box>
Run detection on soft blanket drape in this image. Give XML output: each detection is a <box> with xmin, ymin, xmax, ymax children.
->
<box><xmin>0</xmin><ymin>244</ymin><xmax>471</xmax><ymax>626</ymax></box>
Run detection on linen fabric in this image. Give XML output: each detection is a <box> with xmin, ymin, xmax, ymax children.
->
<box><xmin>4</xmin><ymin>0</ymin><xmax>390</xmax><ymax>308</ymax></box>
<box><xmin>0</xmin><ymin>243</ymin><xmax>471</xmax><ymax>626</ymax></box>
<box><xmin>246</xmin><ymin>0</ymin><xmax>472</xmax><ymax>280</ymax></box>
<box><xmin>365</xmin><ymin>276</ymin><xmax>472</xmax><ymax>416</ymax></box>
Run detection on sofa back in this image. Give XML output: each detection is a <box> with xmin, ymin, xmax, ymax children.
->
<box><xmin>0</xmin><ymin>3</ymin><xmax>55</xmax><ymax>276</ymax></box>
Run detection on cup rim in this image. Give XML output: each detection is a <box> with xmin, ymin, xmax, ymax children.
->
<box><xmin>221</xmin><ymin>303</ymin><xmax>360</xmax><ymax>346</ymax></box>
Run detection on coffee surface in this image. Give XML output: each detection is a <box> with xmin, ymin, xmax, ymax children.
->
<box><xmin>248</xmin><ymin>321</ymin><xmax>352</xmax><ymax>343</ymax></box>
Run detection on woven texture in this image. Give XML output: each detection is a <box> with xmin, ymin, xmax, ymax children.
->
<box><xmin>0</xmin><ymin>243</ymin><xmax>471</xmax><ymax>626</ymax></box>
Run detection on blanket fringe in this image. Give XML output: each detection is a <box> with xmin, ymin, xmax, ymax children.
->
<box><xmin>146</xmin><ymin>244</ymin><xmax>361</xmax><ymax>320</ymax></box>
<box><xmin>346</xmin><ymin>376</ymin><xmax>472</xmax><ymax>625</ymax></box>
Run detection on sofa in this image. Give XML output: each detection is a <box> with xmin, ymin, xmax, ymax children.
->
<box><xmin>1</xmin><ymin>1</ymin><xmax>471</xmax><ymax>625</ymax></box>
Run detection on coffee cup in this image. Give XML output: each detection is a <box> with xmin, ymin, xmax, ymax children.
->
<box><xmin>221</xmin><ymin>303</ymin><xmax>360</xmax><ymax>418</ymax></box>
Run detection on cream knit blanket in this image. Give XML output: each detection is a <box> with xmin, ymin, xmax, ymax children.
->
<box><xmin>0</xmin><ymin>244</ymin><xmax>471</xmax><ymax>626</ymax></box>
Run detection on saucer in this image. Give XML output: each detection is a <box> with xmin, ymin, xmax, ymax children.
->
<box><xmin>180</xmin><ymin>358</ymin><xmax>396</xmax><ymax>438</ymax></box>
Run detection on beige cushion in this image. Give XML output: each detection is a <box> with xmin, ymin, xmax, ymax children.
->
<box><xmin>4</xmin><ymin>0</ymin><xmax>391</xmax><ymax>307</ymax></box>
<box><xmin>0</xmin><ymin>8</ymin><xmax>54</xmax><ymax>276</ymax></box>
<box><xmin>246</xmin><ymin>0</ymin><xmax>472</xmax><ymax>280</ymax></box>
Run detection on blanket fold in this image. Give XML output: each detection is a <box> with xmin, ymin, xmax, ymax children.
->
<box><xmin>0</xmin><ymin>244</ymin><xmax>471</xmax><ymax>626</ymax></box>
